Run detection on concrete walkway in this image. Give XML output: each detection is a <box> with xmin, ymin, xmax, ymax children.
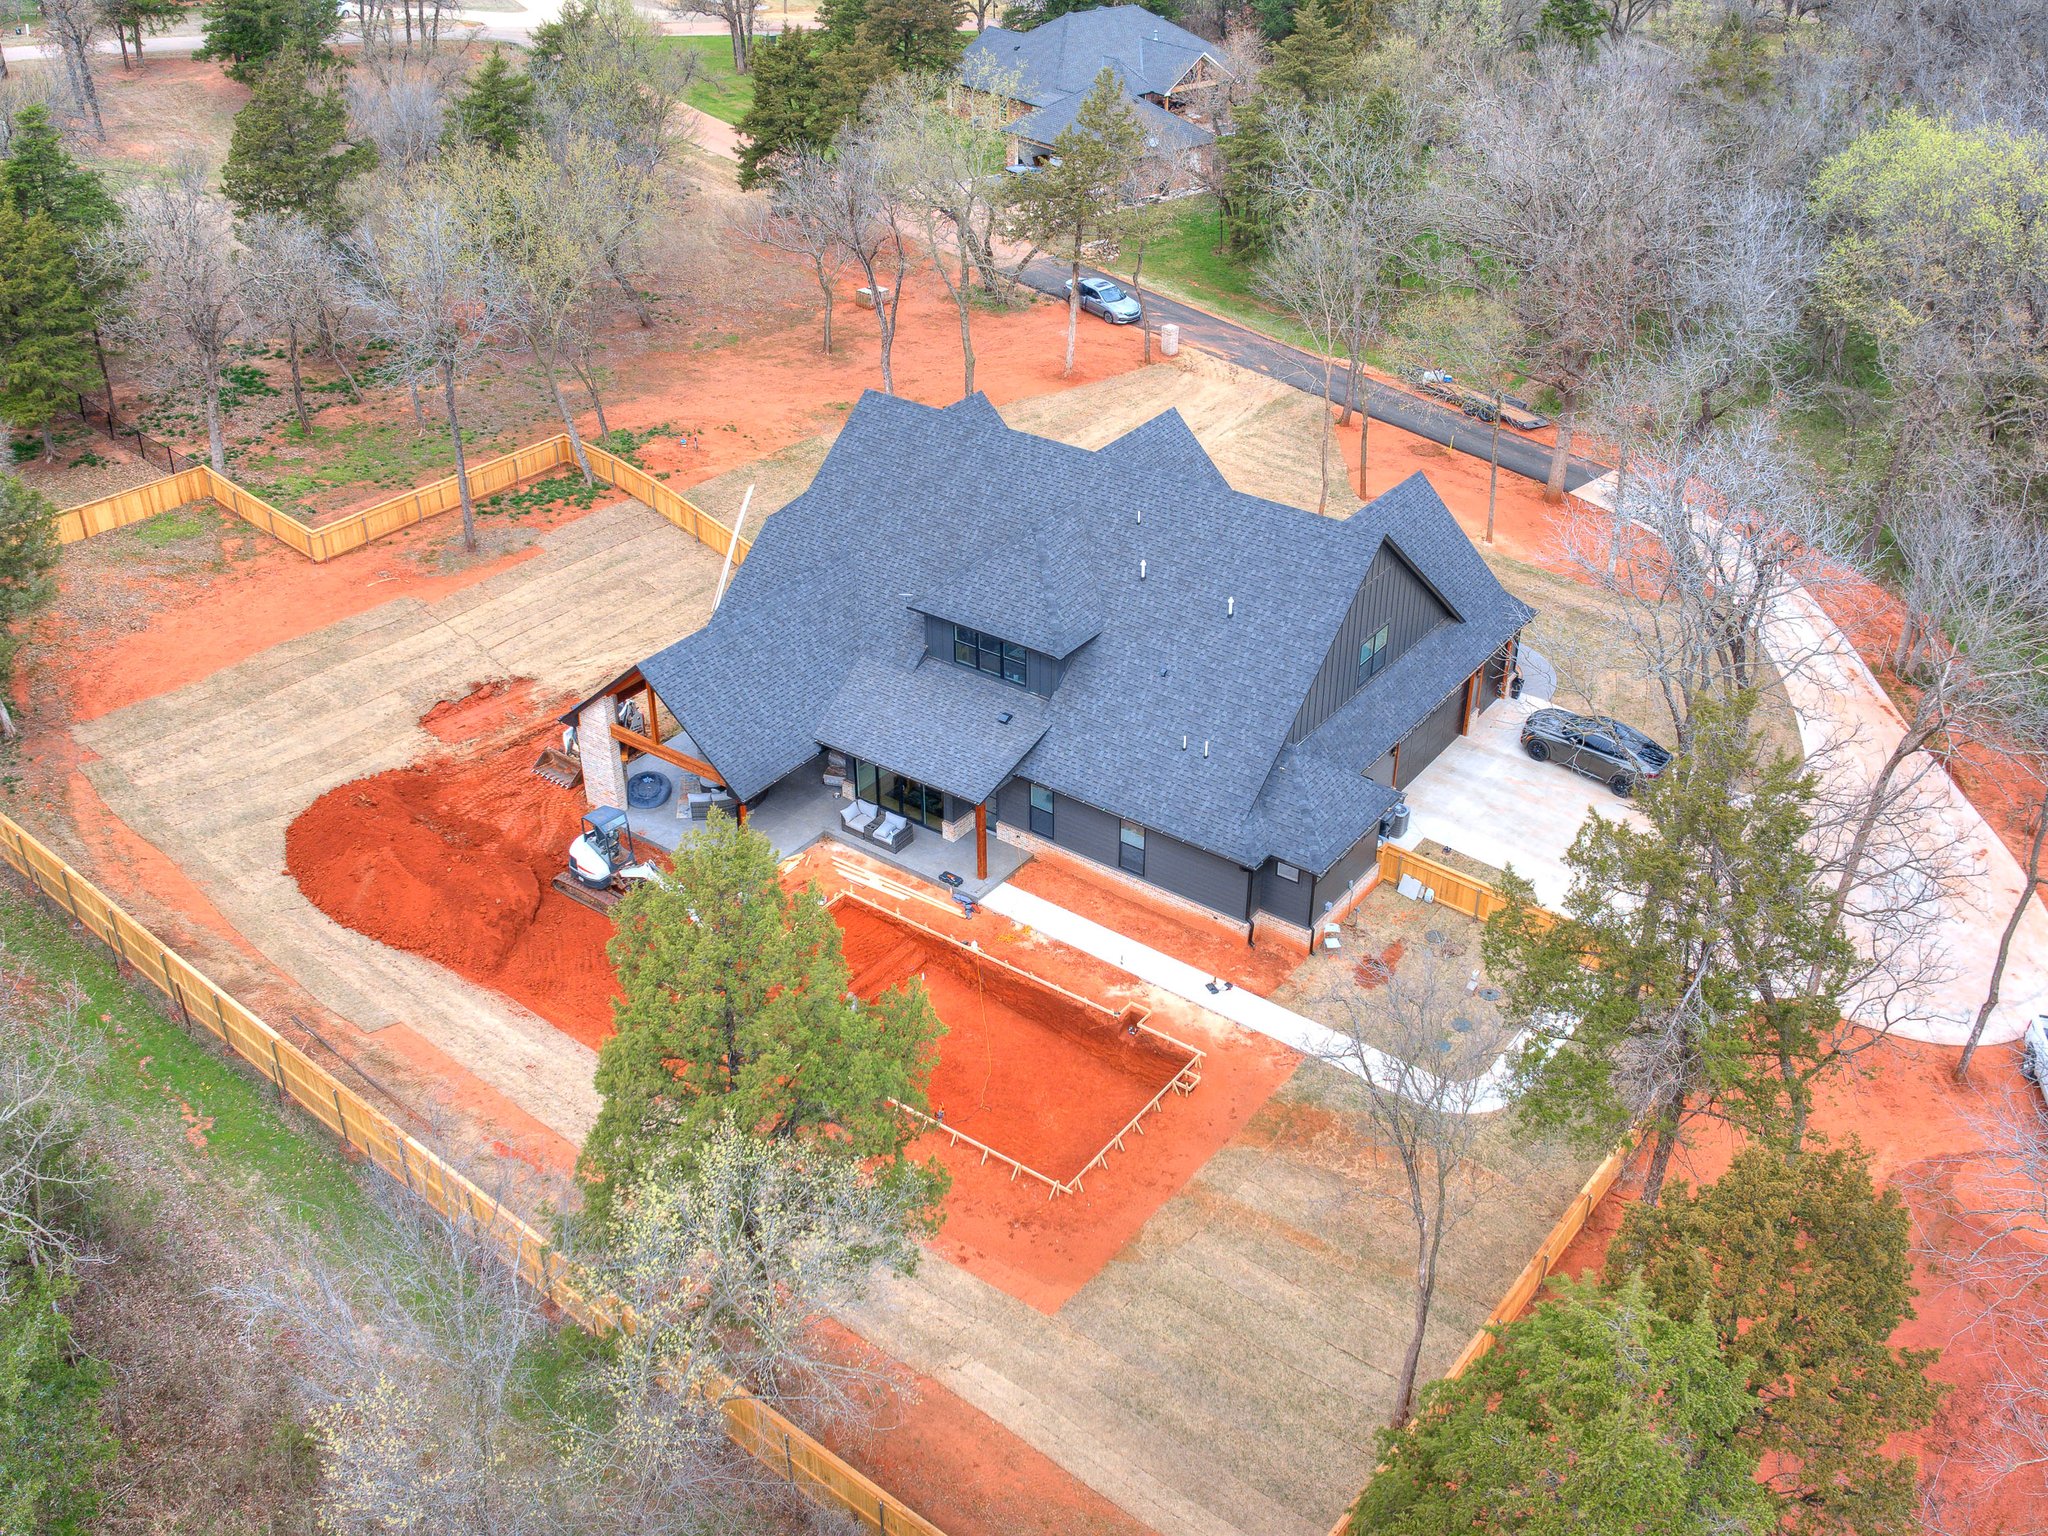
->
<box><xmin>1575</xmin><ymin>471</ymin><xmax>2048</xmax><ymax>1048</ymax></box>
<box><xmin>979</xmin><ymin>882</ymin><xmax>1526</xmax><ymax>1112</ymax></box>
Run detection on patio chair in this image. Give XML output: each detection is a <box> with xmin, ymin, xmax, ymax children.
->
<box><xmin>869</xmin><ymin>811</ymin><xmax>913</xmax><ymax>852</ymax></box>
<box><xmin>840</xmin><ymin>800</ymin><xmax>881</xmax><ymax>836</ymax></box>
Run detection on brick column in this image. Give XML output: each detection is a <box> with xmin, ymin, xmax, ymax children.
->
<box><xmin>577</xmin><ymin>695</ymin><xmax>628</xmax><ymax>810</ymax></box>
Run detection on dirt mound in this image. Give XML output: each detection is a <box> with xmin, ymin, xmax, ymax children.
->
<box><xmin>284</xmin><ymin>728</ymin><xmax>623</xmax><ymax>1042</ymax></box>
<box><xmin>421</xmin><ymin>678</ymin><xmax>541</xmax><ymax>746</ymax></box>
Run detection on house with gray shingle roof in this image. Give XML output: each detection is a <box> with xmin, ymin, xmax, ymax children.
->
<box><xmin>961</xmin><ymin>5</ymin><xmax>1232</xmax><ymax>171</ymax></box>
<box><xmin>571</xmin><ymin>391</ymin><xmax>1533</xmax><ymax>938</ymax></box>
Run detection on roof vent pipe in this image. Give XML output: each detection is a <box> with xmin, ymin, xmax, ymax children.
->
<box><xmin>1136</xmin><ymin>508</ymin><xmax>1142</xmax><ymax>524</ymax></box>
<box><xmin>1203</xmin><ymin>739</ymin><xmax>1210</xmax><ymax>758</ymax></box>
<box><xmin>1227</xmin><ymin>596</ymin><xmax>1235</xmax><ymax>617</ymax></box>
<box><xmin>1139</xmin><ymin>558</ymin><xmax>1147</xmax><ymax>580</ymax></box>
<box><xmin>1181</xmin><ymin>734</ymin><xmax>1188</xmax><ymax>750</ymax></box>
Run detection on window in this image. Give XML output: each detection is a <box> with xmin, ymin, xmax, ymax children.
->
<box><xmin>1028</xmin><ymin>783</ymin><xmax>1055</xmax><ymax>838</ymax></box>
<box><xmin>952</xmin><ymin>624</ymin><xmax>1027</xmax><ymax>686</ymax></box>
<box><xmin>1119</xmin><ymin>819</ymin><xmax>1147</xmax><ymax>877</ymax></box>
<box><xmin>1356</xmin><ymin>624</ymin><xmax>1391</xmax><ymax>686</ymax></box>
<box><xmin>1276</xmin><ymin>861</ymin><xmax>1300</xmax><ymax>883</ymax></box>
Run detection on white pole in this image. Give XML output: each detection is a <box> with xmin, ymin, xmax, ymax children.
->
<box><xmin>713</xmin><ymin>483</ymin><xmax>755</xmax><ymax>611</ymax></box>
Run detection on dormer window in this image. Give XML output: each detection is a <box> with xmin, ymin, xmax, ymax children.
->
<box><xmin>953</xmin><ymin>624</ymin><xmax>1027</xmax><ymax>686</ymax></box>
<box><xmin>1357</xmin><ymin>624</ymin><xmax>1391</xmax><ymax>686</ymax></box>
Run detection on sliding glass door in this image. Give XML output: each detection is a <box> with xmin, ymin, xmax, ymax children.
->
<box><xmin>850</xmin><ymin>759</ymin><xmax>947</xmax><ymax>829</ymax></box>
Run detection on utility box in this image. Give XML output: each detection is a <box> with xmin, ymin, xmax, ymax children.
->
<box><xmin>1160</xmin><ymin>322</ymin><xmax>1180</xmax><ymax>356</ymax></box>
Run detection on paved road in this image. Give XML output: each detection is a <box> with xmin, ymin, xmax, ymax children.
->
<box><xmin>1018</xmin><ymin>258</ymin><xmax>1611</xmax><ymax>493</ymax></box>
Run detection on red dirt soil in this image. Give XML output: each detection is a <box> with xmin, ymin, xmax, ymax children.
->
<box><xmin>1549</xmin><ymin>1034</ymin><xmax>2044</xmax><ymax>1535</ymax></box>
<box><xmin>284</xmin><ymin>715</ymin><xmax>623</xmax><ymax>1049</ymax></box>
<box><xmin>835</xmin><ymin>896</ymin><xmax>1193</xmax><ymax>1185</ymax></box>
<box><xmin>809</xmin><ymin>1317</ymin><xmax>1157</xmax><ymax>1536</ymax></box>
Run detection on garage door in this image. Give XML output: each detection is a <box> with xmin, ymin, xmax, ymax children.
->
<box><xmin>1396</xmin><ymin>689</ymin><xmax>1465</xmax><ymax>790</ymax></box>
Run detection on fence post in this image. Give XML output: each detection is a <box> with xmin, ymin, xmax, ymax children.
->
<box><xmin>268</xmin><ymin>1035</ymin><xmax>288</xmax><ymax>1103</ymax></box>
<box><xmin>162</xmin><ymin>945</ymin><xmax>192</xmax><ymax>1035</ymax></box>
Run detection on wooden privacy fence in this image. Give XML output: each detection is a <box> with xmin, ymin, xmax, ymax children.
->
<box><xmin>53</xmin><ymin>434</ymin><xmax>755</xmax><ymax>569</ymax></box>
<box><xmin>0</xmin><ymin>813</ymin><xmax>943</xmax><ymax>1536</ymax></box>
<box><xmin>1375</xmin><ymin>842</ymin><xmax>1511</xmax><ymax>923</ymax></box>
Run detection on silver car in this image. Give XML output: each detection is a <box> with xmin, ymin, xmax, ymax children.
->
<box><xmin>1066</xmin><ymin>276</ymin><xmax>1142</xmax><ymax>324</ymax></box>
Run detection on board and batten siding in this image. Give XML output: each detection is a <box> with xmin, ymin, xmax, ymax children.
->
<box><xmin>920</xmin><ymin>613</ymin><xmax>1060</xmax><ymax>697</ymax></box>
<box><xmin>1287</xmin><ymin>542</ymin><xmax>1456</xmax><ymax>746</ymax></box>
<box><xmin>1253</xmin><ymin>857</ymin><xmax>1315</xmax><ymax>926</ymax></box>
<box><xmin>995</xmin><ymin>777</ymin><xmax>1253</xmax><ymax>919</ymax></box>
<box><xmin>1311</xmin><ymin>828</ymin><xmax>1381</xmax><ymax>926</ymax></box>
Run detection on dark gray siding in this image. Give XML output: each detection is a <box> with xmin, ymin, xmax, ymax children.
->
<box><xmin>1395</xmin><ymin>686</ymin><xmax>1466</xmax><ymax>790</ymax></box>
<box><xmin>1288</xmin><ymin>543</ymin><xmax>1456</xmax><ymax>745</ymax></box>
<box><xmin>998</xmin><ymin>777</ymin><xmax>1252</xmax><ymax>919</ymax></box>
<box><xmin>1310</xmin><ymin>829</ymin><xmax>1380</xmax><ymax>926</ymax></box>
<box><xmin>1254</xmin><ymin>857</ymin><xmax>1314</xmax><ymax>926</ymax></box>
<box><xmin>1478</xmin><ymin>637</ymin><xmax>1512</xmax><ymax>714</ymax></box>
<box><xmin>921</xmin><ymin>613</ymin><xmax>1057</xmax><ymax>697</ymax></box>
<box><xmin>1369</xmin><ymin>748</ymin><xmax>1396</xmax><ymax>785</ymax></box>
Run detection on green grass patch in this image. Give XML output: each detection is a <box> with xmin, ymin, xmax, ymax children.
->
<box><xmin>481</xmin><ymin>470</ymin><xmax>609</xmax><ymax>518</ymax></box>
<box><xmin>237</xmin><ymin>419</ymin><xmax>476</xmax><ymax>510</ymax></box>
<box><xmin>0</xmin><ymin>880</ymin><xmax>376</xmax><ymax>1236</ymax></box>
<box><xmin>128</xmin><ymin>508</ymin><xmax>212</xmax><ymax>547</ymax></box>
<box><xmin>1105</xmin><ymin>196</ymin><xmax>1321</xmax><ymax>353</ymax></box>
<box><xmin>659</xmin><ymin>34</ymin><xmax>756</xmax><ymax>126</ymax></box>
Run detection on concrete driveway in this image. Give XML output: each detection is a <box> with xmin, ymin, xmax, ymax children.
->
<box><xmin>1394</xmin><ymin>690</ymin><xmax>1645</xmax><ymax>912</ymax></box>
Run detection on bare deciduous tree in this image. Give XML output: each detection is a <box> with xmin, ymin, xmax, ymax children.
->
<box><xmin>0</xmin><ymin>71</ymin><xmax>60</xmax><ymax>154</ymax></box>
<box><xmin>346</xmin><ymin>54</ymin><xmax>461</xmax><ymax>174</ymax></box>
<box><xmin>0</xmin><ymin>975</ymin><xmax>101</xmax><ymax>1290</ymax></box>
<box><xmin>103</xmin><ymin>165</ymin><xmax>247</xmax><ymax>471</ymax></box>
<box><xmin>239</xmin><ymin>211</ymin><xmax>337</xmax><ymax>436</ymax></box>
<box><xmin>664</xmin><ymin>0</ymin><xmax>761</xmax><ymax>72</ymax></box>
<box><xmin>348</xmin><ymin>174</ymin><xmax>516</xmax><ymax>552</ymax></box>
<box><xmin>1318</xmin><ymin>943</ymin><xmax>1519</xmax><ymax>1428</ymax></box>
<box><xmin>812</xmin><ymin>129</ymin><xmax>910</xmax><ymax>396</ymax></box>
<box><xmin>39</xmin><ymin>0</ymin><xmax>107</xmax><ymax>139</ymax></box>
<box><xmin>740</xmin><ymin>147</ymin><xmax>850</xmax><ymax>356</ymax></box>
<box><xmin>1445</xmin><ymin>48</ymin><xmax>1707</xmax><ymax>500</ymax></box>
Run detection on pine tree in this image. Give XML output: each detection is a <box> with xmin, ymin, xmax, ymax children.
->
<box><xmin>196</xmin><ymin>0</ymin><xmax>341</xmax><ymax>84</ymax></box>
<box><xmin>450</xmin><ymin>51</ymin><xmax>536</xmax><ymax>155</ymax></box>
<box><xmin>1003</xmin><ymin>66</ymin><xmax>1145</xmax><ymax>375</ymax></box>
<box><xmin>1352</xmin><ymin>1275</ymin><xmax>1779</xmax><ymax>1535</ymax></box>
<box><xmin>734</xmin><ymin>28</ymin><xmax>887</xmax><ymax>189</ymax></box>
<box><xmin>0</xmin><ymin>205</ymin><xmax>96</xmax><ymax>457</ymax></box>
<box><xmin>0</xmin><ymin>108</ymin><xmax>121</xmax><ymax>235</ymax></box>
<box><xmin>1539</xmin><ymin>0</ymin><xmax>1606</xmax><ymax>47</ymax></box>
<box><xmin>1264</xmin><ymin>0</ymin><xmax>1357</xmax><ymax>100</ymax></box>
<box><xmin>0</xmin><ymin>475</ymin><xmax>59</xmax><ymax>739</ymax></box>
<box><xmin>0</xmin><ymin>106</ymin><xmax>125</xmax><ymax>414</ymax></box>
<box><xmin>858</xmin><ymin>0</ymin><xmax>967</xmax><ymax>71</ymax></box>
<box><xmin>577</xmin><ymin>813</ymin><xmax>948</xmax><ymax>1233</ymax></box>
<box><xmin>1611</xmin><ymin>1146</ymin><xmax>1944</xmax><ymax>1535</ymax></box>
<box><xmin>222</xmin><ymin>51</ymin><xmax>375</xmax><ymax>233</ymax></box>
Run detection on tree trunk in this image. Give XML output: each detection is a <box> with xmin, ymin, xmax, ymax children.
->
<box><xmin>69</xmin><ymin>43</ymin><xmax>106</xmax><ymax>140</ymax></box>
<box><xmin>1956</xmin><ymin>783</ymin><xmax>2048</xmax><ymax>1080</ymax></box>
<box><xmin>729</xmin><ymin>19</ymin><xmax>747</xmax><ymax>72</ymax></box>
<box><xmin>534</xmin><ymin>341</ymin><xmax>593</xmax><ymax>486</ymax></box>
<box><xmin>1064</xmin><ymin>255</ymin><xmax>1081</xmax><ymax>377</ymax></box>
<box><xmin>1316</xmin><ymin>356</ymin><xmax>1334</xmax><ymax>515</ymax></box>
<box><xmin>570</xmin><ymin>352</ymin><xmax>610</xmax><ymax>437</ymax></box>
<box><xmin>114</xmin><ymin>25</ymin><xmax>129</xmax><ymax>68</ymax></box>
<box><xmin>40</xmin><ymin>424</ymin><xmax>53</xmax><ymax>463</ymax></box>
<box><xmin>1390</xmin><ymin>1219</ymin><xmax>1445</xmax><ymax>1429</ymax></box>
<box><xmin>1605</xmin><ymin>442</ymin><xmax>1630</xmax><ymax>577</ymax></box>
<box><xmin>286</xmin><ymin>323</ymin><xmax>310</xmax><ymax>435</ymax></box>
<box><xmin>815</xmin><ymin>264</ymin><xmax>836</xmax><ymax>354</ymax></box>
<box><xmin>440</xmin><ymin>358</ymin><xmax>478</xmax><ymax>553</ymax></box>
<box><xmin>1356</xmin><ymin>380</ymin><xmax>1370</xmax><ymax>500</ymax></box>
<box><xmin>1134</xmin><ymin>246</ymin><xmax>1150</xmax><ymax>366</ymax></box>
<box><xmin>0</xmin><ymin>697</ymin><xmax>17</xmax><ymax>742</ymax></box>
<box><xmin>91</xmin><ymin>325</ymin><xmax>115</xmax><ymax>420</ymax></box>
<box><xmin>203</xmin><ymin>376</ymin><xmax>225</xmax><ymax>472</ymax></box>
<box><xmin>407</xmin><ymin>375</ymin><xmax>427</xmax><ymax>426</ymax></box>
<box><xmin>605</xmin><ymin>248</ymin><xmax>653</xmax><ymax>328</ymax></box>
<box><xmin>1545</xmin><ymin>401</ymin><xmax>1574</xmax><ymax>503</ymax></box>
<box><xmin>1486</xmin><ymin>401</ymin><xmax>1501</xmax><ymax>544</ymax></box>
<box><xmin>1640</xmin><ymin>1103</ymin><xmax>1682</xmax><ymax>1206</ymax></box>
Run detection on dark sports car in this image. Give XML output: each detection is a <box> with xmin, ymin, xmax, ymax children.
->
<box><xmin>1519</xmin><ymin>708</ymin><xmax>1672</xmax><ymax>797</ymax></box>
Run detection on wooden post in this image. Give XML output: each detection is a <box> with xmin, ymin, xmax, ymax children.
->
<box><xmin>1459</xmin><ymin>671</ymin><xmax>1478</xmax><ymax>734</ymax></box>
<box><xmin>975</xmin><ymin>802</ymin><xmax>988</xmax><ymax>881</ymax></box>
<box><xmin>1390</xmin><ymin>741</ymin><xmax>1402</xmax><ymax>788</ymax></box>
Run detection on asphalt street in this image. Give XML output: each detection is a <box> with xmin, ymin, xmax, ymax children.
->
<box><xmin>1018</xmin><ymin>258</ymin><xmax>1611</xmax><ymax>493</ymax></box>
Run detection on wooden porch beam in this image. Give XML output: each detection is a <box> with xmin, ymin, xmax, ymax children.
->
<box><xmin>1459</xmin><ymin>671</ymin><xmax>1478</xmax><ymax>734</ymax></box>
<box><xmin>975</xmin><ymin>802</ymin><xmax>988</xmax><ymax>881</ymax></box>
<box><xmin>609</xmin><ymin>723</ymin><xmax>722</xmax><ymax>785</ymax></box>
<box><xmin>1390</xmin><ymin>740</ymin><xmax>1402</xmax><ymax>788</ymax></box>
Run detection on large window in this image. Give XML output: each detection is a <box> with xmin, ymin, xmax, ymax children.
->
<box><xmin>1357</xmin><ymin>624</ymin><xmax>1391</xmax><ymax>686</ymax></box>
<box><xmin>953</xmin><ymin>624</ymin><xmax>1027</xmax><ymax>686</ymax></box>
<box><xmin>1029</xmin><ymin>783</ymin><xmax>1055</xmax><ymax>838</ymax></box>
<box><xmin>1119</xmin><ymin>819</ymin><xmax>1146</xmax><ymax>877</ymax></box>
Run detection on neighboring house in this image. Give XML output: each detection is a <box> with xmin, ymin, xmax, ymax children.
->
<box><xmin>570</xmin><ymin>391</ymin><xmax>1533</xmax><ymax>941</ymax></box>
<box><xmin>960</xmin><ymin>4</ymin><xmax>1233</xmax><ymax>173</ymax></box>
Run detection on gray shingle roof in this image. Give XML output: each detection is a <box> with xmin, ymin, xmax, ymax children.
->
<box><xmin>963</xmin><ymin>6</ymin><xmax>1224</xmax><ymax>107</ymax></box>
<box><xmin>1011</xmin><ymin>90</ymin><xmax>1213</xmax><ymax>151</ymax></box>
<box><xmin>614</xmin><ymin>390</ymin><xmax>1530</xmax><ymax>877</ymax></box>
